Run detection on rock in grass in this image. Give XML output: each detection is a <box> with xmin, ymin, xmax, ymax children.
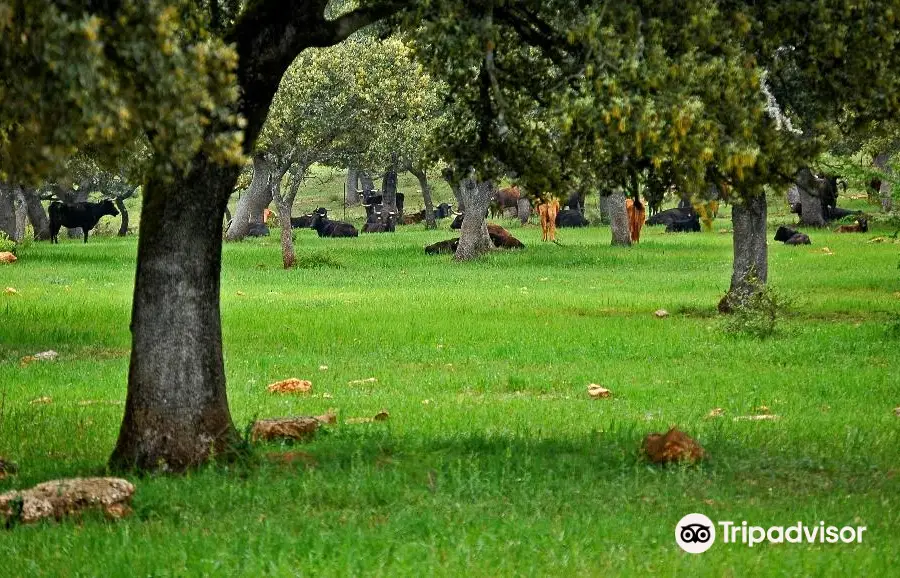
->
<box><xmin>266</xmin><ymin>378</ymin><xmax>312</xmax><ymax>394</ymax></box>
<box><xmin>251</xmin><ymin>417</ymin><xmax>320</xmax><ymax>442</ymax></box>
<box><xmin>642</xmin><ymin>427</ymin><xmax>706</xmax><ymax>465</ymax></box>
<box><xmin>0</xmin><ymin>477</ymin><xmax>134</xmax><ymax>524</ymax></box>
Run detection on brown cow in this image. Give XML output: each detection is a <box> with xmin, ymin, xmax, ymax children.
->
<box><xmin>537</xmin><ymin>197</ymin><xmax>560</xmax><ymax>242</ymax></box>
<box><xmin>625</xmin><ymin>198</ymin><xmax>646</xmax><ymax>243</ymax></box>
<box><xmin>490</xmin><ymin>186</ymin><xmax>521</xmax><ymax>218</ymax></box>
<box><xmin>835</xmin><ymin>217</ymin><xmax>868</xmax><ymax>233</ymax></box>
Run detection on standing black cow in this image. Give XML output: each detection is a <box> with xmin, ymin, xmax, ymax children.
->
<box><xmin>665</xmin><ymin>213</ymin><xmax>701</xmax><ymax>232</ymax></box>
<box><xmin>48</xmin><ymin>199</ymin><xmax>119</xmax><ymax>244</ymax></box>
<box><xmin>311</xmin><ymin>213</ymin><xmax>358</xmax><ymax>237</ymax></box>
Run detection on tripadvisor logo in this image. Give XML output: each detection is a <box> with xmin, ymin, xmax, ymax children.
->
<box><xmin>675</xmin><ymin>513</ymin><xmax>867</xmax><ymax>553</ymax></box>
<box><xmin>676</xmin><ymin>513</ymin><xmax>716</xmax><ymax>554</ymax></box>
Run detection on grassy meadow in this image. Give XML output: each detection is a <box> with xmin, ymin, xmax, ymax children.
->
<box><xmin>1</xmin><ymin>186</ymin><xmax>899</xmax><ymax>575</ymax></box>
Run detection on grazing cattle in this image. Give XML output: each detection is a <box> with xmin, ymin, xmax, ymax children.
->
<box><xmin>646</xmin><ymin>207</ymin><xmax>693</xmax><ymax>227</ymax></box>
<box><xmin>774</xmin><ymin>226</ymin><xmax>811</xmax><ymax>245</ymax></box>
<box><xmin>395</xmin><ymin>192</ymin><xmax>405</xmax><ymax>215</ymax></box>
<box><xmin>291</xmin><ymin>207</ymin><xmax>327</xmax><ymax>229</ymax></box>
<box><xmin>48</xmin><ymin>199</ymin><xmax>119</xmax><ymax>244</ymax></box>
<box><xmin>537</xmin><ymin>197</ymin><xmax>560</xmax><ymax>242</ymax></box>
<box><xmin>826</xmin><ymin>206</ymin><xmax>862</xmax><ymax>220</ymax></box>
<box><xmin>490</xmin><ymin>186</ymin><xmax>521</xmax><ymax>218</ymax></box>
<box><xmin>625</xmin><ymin>198</ymin><xmax>646</xmax><ymax>242</ymax></box>
<box><xmin>835</xmin><ymin>217</ymin><xmax>868</xmax><ymax>233</ymax></box>
<box><xmin>247</xmin><ymin>223</ymin><xmax>270</xmax><ymax>237</ymax></box>
<box><xmin>450</xmin><ymin>213</ymin><xmax>464</xmax><ymax>229</ymax></box>
<box><xmin>555</xmin><ymin>209</ymin><xmax>589</xmax><ymax>228</ymax></box>
<box><xmin>311</xmin><ymin>213</ymin><xmax>358</xmax><ymax>238</ymax></box>
<box><xmin>665</xmin><ymin>213</ymin><xmax>701</xmax><ymax>233</ymax></box>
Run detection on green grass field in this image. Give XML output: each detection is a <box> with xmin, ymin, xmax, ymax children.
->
<box><xmin>1</xmin><ymin>197</ymin><xmax>899</xmax><ymax>575</ymax></box>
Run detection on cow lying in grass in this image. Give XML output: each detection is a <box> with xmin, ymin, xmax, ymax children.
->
<box><xmin>311</xmin><ymin>213</ymin><xmax>358</xmax><ymax>237</ymax></box>
<box><xmin>555</xmin><ymin>209</ymin><xmax>589</xmax><ymax>228</ymax></box>
<box><xmin>835</xmin><ymin>217</ymin><xmax>868</xmax><ymax>233</ymax></box>
<box><xmin>49</xmin><ymin>199</ymin><xmax>119</xmax><ymax>244</ymax></box>
<box><xmin>425</xmin><ymin>224</ymin><xmax>524</xmax><ymax>254</ymax></box>
<box><xmin>291</xmin><ymin>208</ymin><xmax>327</xmax><ymax>229</ymax></box>
<box><xmin>774</xmin><ymin>225</ymin><xmax>811</xmax><ymax>245</ymax></box>
<box><xmin>665</xmin><ymin>213</ymin><xmax>701</xmax><ymax>233</ymax></box>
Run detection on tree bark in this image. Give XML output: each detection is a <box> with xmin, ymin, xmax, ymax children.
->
<box><xmin>0</xmin><ymin>183</ymin><xmax>18</xmax><ymax>240</ymax></box>
<box><xmin>12</xmin><ymin>187</ymin><xmax>26</xmax><ymax>242</ymax></box>
<box><xmin>608</xmin><ymin>190</ymin><xmax>631</xmax><ymax>246</ymax></box>
<box><xmin>359</xmin><ymin>171</ymin><xmax>375</xmax><ymax>199</ymax></box>
<box><xmin>115</xmin><ymin>197</ymin><xmax>129</xmax><ymax>236</ymax></box>
<box><xmin>796</xmin><ymin>168</ymin><xmax>826</xmax><ymax>227</ymax></box>
<box><xmin>443</xmin><ymin>167</ymin><xmax>466</xmax><ymax>213</ymax></box>
<box><xmin>721</xmin><ymin>192</ymin><xmax>768</xmax><ymax>312</ymax></box>
<box><xmin>110</xmin><ymin>0</ymin><xmax>405</xmax><ymax>473</ymax></box>
<box><xmin>225</xmin><ymin>153</ymin><xmax>273</xmax><ymax>241</ymax></box>
<box><xmin>410</xmin><ymin>166</ymin><xmax>436</xmax><ymax>229</ymax></box>
<box><xmin>22</xmin><ymin>187</ymin><xmax>51</xmax><ymax>240</ymax></box>
<box><xmin>274</xmin><ymin>163</ymin><xmax>305</xmax><ymax>269</ymax></box>
<box><xmin>382</xmin><ymin>159</ymin><xmax>398</xmax><ymax>213</ymax></box>
<box><xmin>109</xmin><ymin>157</ymin><xmax>241</xmax><ymax>472</ymax></box>
<box><xmin>598</xmin><ymin>192</ymin><xmax>611</xmax><ymax>225</ymax></box>
<box><xmin>454</xmin><ymin>177</ymin><xmax>494</xmax><ymax>261</ymax></box>
<box><xmin>346</xmin><ymin>167</ymin><xmax>360</xmax><ymax>206</ymax></box>
<box><xmin>873</xmin><ymin>152</ymin><xmax>894</xmax><ymax>213</ymax></box>
<box><xmin>516</xmin><ymin>197</ymin><xmax>531</xmax><ymax>224</ymax></box>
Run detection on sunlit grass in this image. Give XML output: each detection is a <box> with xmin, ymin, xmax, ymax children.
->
<box><xmin>1</xmin><ymin>213</ymin><xmax>898</xmax><ymax>575</ymax></box>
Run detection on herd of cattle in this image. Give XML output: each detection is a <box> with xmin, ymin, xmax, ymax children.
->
<box><xmin>40</xmin><ymin>180</ymin><xmax>873</xmax><ymax>247</ymax></box>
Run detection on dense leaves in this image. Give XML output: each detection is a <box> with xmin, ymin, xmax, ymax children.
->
<box><xmin>0</xmin><ymin>0</ymin><xmax>242</xmax><ymax>184</ymax></box>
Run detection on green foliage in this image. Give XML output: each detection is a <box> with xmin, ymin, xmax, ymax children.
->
<box><xmin>722</xmin><ymin>282</ymin><xmax>790</xmax><ymax>340</ymax></box>
<box><xmin>0</xmin><ymin>0</ymin><xmax>242</xmax><ymax>184</ymax></box>
<box><xmin>0</xmin><ymin>230</ymin><xmax>15</xmax><ymax>254</ymax></box>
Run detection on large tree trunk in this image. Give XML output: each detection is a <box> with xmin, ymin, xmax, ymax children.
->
<box><xmin>517</xmin><ymin>197</ymin><xmax>531</xmax><ymax>224</ymax></box>
<box><xmin>382</xmin><ymin>159</ymin><xmax>398</xmax><ymax>213</ymax></box>
<box><xmin>720</xmin><ymin>192</ymin><xmax>768</xmax><ymax>312</ymax></box>
<box><xmin>598</xmin><ymin>192</ymin><xmax>611</xmax><ymax>225</ymax></box>
<box><xmin>115</xmin><ymin>197</ymin><xmax>129</xmax><ymax>236</ymax></box>
<box><xmin>225</xmin><ymin>154</ymin><xmax>273</xmax><ymax>241</ymax></box>
<box><xmin>22</xmin><ymin>187</ymin><xmax>51</xmax><ymax>240</ymax></box>
<box><xmin>796</xmin><ymin>168</ymin><xmax>826</xmax><ymax>227</ymax></box>
<box><xmin>110</xmin><ymin>0</ymin><xmax>403</xmax><ymax>473</ymax></box>
<box><xmin>346</xmin><ymin>167</ymin><xmax>360</xmax><ymax>206</ymax></box>
<box><xmin>0</xmin><ymin>183</ymin><xmax>19</xmax><ymax>240</ymax></box>
<box><xmin>410</xmin><ymin>166</ymin><xmax>436</xmax><ymax>229</ymax></box>
<box><xmin>873</xmin><ymin>153</ymin><xmax>894</xmax><ymax>213</ymax></box>
<box><xmin>455</xmin><ymin>178</ymin><xmax>494</xmax><ymax>261</ymax></box>
<box><xmin>608</xmin><ymin>191</ymin><xmax>631</xmax><ymax>246</ymax></box>
<box><xmin>443</xmin><ymin>167</ymin><xmax>466</xmax><ymax>213</ymax></box>
<box><xmin>110</xmin><ymin>157</ymin><xmax>241</xmax><ymax>472</ymax></box>
<box><xmin>274</xmin><ymin>163</ymin><xmax>305</xmax><ymax>269</ymax></box>
<box><xmin>359</xmin><ymin>171</ymin><xmax>375</xmax><ymax>199</ymax></box>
